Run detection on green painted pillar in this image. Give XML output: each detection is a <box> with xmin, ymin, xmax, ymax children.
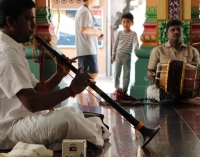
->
<box><xmin>25</xmin><ymin>6</ymin><xmax>67</xmax><ymax>90</ymax></box>
<box><xmin>130</xmin><ymin>46</ymin><xmax>154</xmax><ymax>98</ymax></box>
<box><xmin>130</xmin><ymin>6</ymin><xmax>157</xmax><ymax>98</ymax></box>
<box><xmin>26</xmin><ymin>46</ymin><xmax>40</xmax><ymax>79</ymax></box>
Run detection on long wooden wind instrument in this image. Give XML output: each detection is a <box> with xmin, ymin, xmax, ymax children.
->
<box><xmin>34</xmin><ymin>35</ymin><xmax>160</xmax><ymax>148</ymax></box>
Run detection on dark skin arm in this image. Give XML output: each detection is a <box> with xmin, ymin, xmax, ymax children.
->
<box><xmin>147</xmin><ymin>69</ymin><xmax>156</xmax><ymax>82</ymax></box>
<box><xmin>34</xmin><ymin>55</ymin><xmax>77</xmax><ymax>92</ymax></box>
<box><xmin>16</xmin><ymin>56</ymin><xmax>94</xmax><ymax>113</ymax></box>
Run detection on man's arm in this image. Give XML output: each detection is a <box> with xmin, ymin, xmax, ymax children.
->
<box><xmin>133</xmin><ymin>32</ymin><xmax>139</xmax><ymax>51</ymax></box>
<box><xmin>192</xmin><ymin>47</ymin><xmax>200</xmax><ymax>63</ymax></box>
<box><xmin>16</xmin><ymin>87</ymin><xmax>71</xmax><ymax>112</ymax></box>
<box><xmin>80</xmin><ymin>27</ymin><xmax>102</xmax><ymax>37</ymax></box>
<box><xmin>147</xmin><ymin>47</ymin><xmax>160</xmax><ymax>71</ymax></box>
<box><xmin>34</xmin><ymin>73</ymin><xmax>64</xmax><ymax>92</ymax></box>
<box><xmin>147</xmin><ymin>69</ymin><xmax>156</xmax><ymax>82</ymax></box>
<box><xmin>147</xmin><ymin>47</ymin><xmax>160</xmax><ymax>82</ymax></box>
<box><xmin>111</xmin><ymin>32</ymin><xmax>120</xmax><ymax>62</ymax></box>
<box><xmin>35</xmin><ymin>56</ymin><xmax>77</xmax><ymax>92</ymax></box>
<box><xmin>16</xmin><ymin>67</ymin><xmax>94</xmax><ymax>113</ymax></box>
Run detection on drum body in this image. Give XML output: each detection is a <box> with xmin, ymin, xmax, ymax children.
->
<box><xmin>155</xmin><ymin>59</ymin><xmax>200</xmax><ymax>97</ymax></box>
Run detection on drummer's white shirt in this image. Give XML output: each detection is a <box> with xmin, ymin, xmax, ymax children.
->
<box><xmin>0</xmin><ymin>31</ymin><xmax>40</xmax><ymax>125</ymax></box>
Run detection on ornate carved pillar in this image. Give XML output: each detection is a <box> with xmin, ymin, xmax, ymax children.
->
<box><xmin>25</xmin><ymin>0</ymin><xmax>66</xmax><ymax>89</ymax></box>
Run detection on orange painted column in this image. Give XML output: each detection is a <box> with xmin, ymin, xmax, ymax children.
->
<box><xmin>191</xmin><ymin>0</ymin><xmax>199</xmax><ymax>6</ymax></box>
<box><xmin>140</xmin><ymin>0</ymin><xmax>157</xmax><ymax>46</ymax></box>
<box><xmin>35</xmin><ymin>0</ymin><xmax>58</xmax><ymax>45</ymax></box>
<box><xmin>146</xmin><ymin>0</ymin><xmax>157</xmax><ymax>6</ymax></box>
<box><xmin>32</xmin><ymin>0</ymin><xmax>60</xmax><ymax>81</ymax></box>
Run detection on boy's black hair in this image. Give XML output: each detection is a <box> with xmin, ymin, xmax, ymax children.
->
<box><xmin>166</xmin><ymin>19</ymin><xmax>182</xmax><ymax>32</ymax></box>
<box><xmin>0</xmin><ymin>0</ymin><xmax>36</xmax><ymax>28</ymax></box>
<box><xmin>121</xmin><ymin>12</ymin><xmax>134</xmax><ymax>22</ymax></box>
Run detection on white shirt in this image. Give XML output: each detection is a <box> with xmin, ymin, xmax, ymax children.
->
<box><xmin>75</xmin><ymin>6</ymin><xmax>99</xmax><ymax>56</ymax></box>
<box><xmin>0</xmin><ymin>31</ymin><xmax>40</xmax><ymax>126</ymax></box>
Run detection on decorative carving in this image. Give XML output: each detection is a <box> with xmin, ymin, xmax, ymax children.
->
<box><xmin>140</xmin><ymin>23</ymin><xmax>157</xmax><ymax>44</ymax></box>
<box><xmin>140</xmin><ymin>35</ymin><xmax>156</xmax><ymax>42</ymax></box>
<box><xmin>61</xmin><ymin>0</ymin><xmax>67</xmax><ymax>3</ymax></box>
<box><xmin>76</xmin><ymin>0</ymin><xmax>81</xmax><ymax>2</ymax></box>
<box><xmin>68</xmin><ymin>0</ymin><xmax>74</xmax><ymax>3</ymax></box>
<box><xmin>54</xmin><ymin>0</ymin><xmax>60</xmax><ymax>3</ymax></box>
<box><xmin>168</xmin><ymin>0</ymin><xmax>181</xmax><ymax>20</ymax></box>
<box><xmin>145</xmin><ymin>7</ymin><xmax>157</xmax><ymax>22</ymax></box>
<box><xmin>36</xmin><ymin>7</ymin><xmax>58</xmax><ymax>44</ymax></box>
<box><xmin>191</xmin><ymin>23</ymin><xmax>200</xmax><ymax>43</ymax></box>
<box><xmin>191</xmin><ymin>7</ymin><xmax>200</xmax><ymax>22</ymax></box>
<box><xmin>36</xmin><ymin>7</ymin><xmax>51</xmax><ymax>23</ymax></box>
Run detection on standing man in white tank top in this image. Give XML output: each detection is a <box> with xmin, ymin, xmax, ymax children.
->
<box><xmin>75</xmin><ymin>0</ymin><xmax>103</xmax><ymax>106</ymax></box>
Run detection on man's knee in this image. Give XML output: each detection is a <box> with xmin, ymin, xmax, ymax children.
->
<box><xmin>146</xmin><ymin>84</ymin><xmax>160</xmax><ymax>101</ymax></box>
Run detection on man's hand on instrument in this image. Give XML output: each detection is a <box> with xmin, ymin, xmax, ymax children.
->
<box><xmin>69</xmin><ymin>67</ymin><xmax>95</xmax><ymax>94</ymax></box>
<box><xmin>147</xmin><ymin>70</ymin><xmax>156</xmax><ymax>83</ymax></box>
<box><xmin>55</xmin><ymin>55</ymin><xmax>78</xmax><ymax>77</ymax></box>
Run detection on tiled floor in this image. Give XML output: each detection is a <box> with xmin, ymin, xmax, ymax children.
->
<box><xmin>54</xmin><ymin>98</ymin><xmax>200</xmax><ymax>157</ymax></box>
<box><xmin>2</xmin><ymin>77</ymin><xmax>200</xmax><ymax>157</ymax></box>
<box><xmin>56</xmin><ymin>77</ymin><xmax>200</xmax><ymax>157</ymax></box>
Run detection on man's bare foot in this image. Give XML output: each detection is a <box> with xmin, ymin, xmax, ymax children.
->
<box><xmin>181</xmin><ymin>97</ymin><xmax>200</xmax><ymax>105</ymax></box>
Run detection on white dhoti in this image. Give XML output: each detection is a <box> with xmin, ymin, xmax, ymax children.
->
<box><xmin>0</xmin><ymin>106</ymin><xmax>111</xmax><ymax>151</ymax></box>
<box><xmin>146</xmin><ymin>84</ymin><xmax>161</xmax><ymax>102</ymax></box>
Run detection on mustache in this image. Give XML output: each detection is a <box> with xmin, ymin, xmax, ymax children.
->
<box><xmin>173</xmin><ymin>34</ymin><xmax>180</xmax><ymax>37</ymax></box>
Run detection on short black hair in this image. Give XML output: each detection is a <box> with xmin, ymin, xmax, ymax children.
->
<box><xmin>166</xmin><ymin>19</ymin><xmax>182</xmax><ymax>32</ymax></box>
<box><xmin>121</xmin><ymin>12</ymin><xmax>134</xmax><ymax>22</ymax></box>
<box><xmin>0</xmin><ymin>0</ymin><xmax>36</xmax><ymax>28</ymax></box>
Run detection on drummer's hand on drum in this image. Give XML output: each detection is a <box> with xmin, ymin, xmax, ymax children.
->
<box><xmin>69</xmin><ymin>67</ymin><xmax>95</xmax><ymax>94</ymax></box>
<box><xmin>147</xmin><ymin>70</ymin><xmax>156</xmax><ymax>83</ymax></box>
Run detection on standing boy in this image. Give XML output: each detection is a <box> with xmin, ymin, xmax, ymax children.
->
<box><xmin>112</xmin><ymin>12</ymin><xmax>139</xmax><ymax>95</ymax></box>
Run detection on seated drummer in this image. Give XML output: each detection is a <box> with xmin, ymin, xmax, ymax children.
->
<box><xmin>146</xmin><ymin>19</ymin><xmax>200</xmax><ymax>105</ymax></box>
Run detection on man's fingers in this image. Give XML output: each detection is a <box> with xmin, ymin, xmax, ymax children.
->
<box><xmin>76</xmin><ymin>67</ymin><xmax>83</xmax><ymax>76</ymax></box>
<box><xmin>87</xmin><ymin>81</ymin><xmax>96</xmax><ymax>86</ymax></box>
<box><xmin>71</xmin><ymin>56</ymin><xmax>78</xmax><ymax>62</ymax></box>
<box><xmin>54</xmin><ymin>57</ymin><xmax>61</xmax><ymax>64</ymax></box>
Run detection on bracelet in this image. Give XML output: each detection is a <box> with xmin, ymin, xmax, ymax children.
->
<box><xmin>67</xmin><ymin>87</ymin><xmax>76</xmax><ymax>98</ymax></box>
